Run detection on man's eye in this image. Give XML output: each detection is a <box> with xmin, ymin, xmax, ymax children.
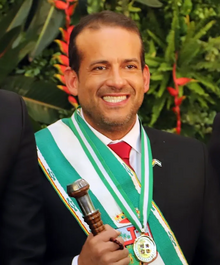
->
<box><xmin>94</xmin><ymin>66</ymin><xmax>106</xmax><ymax>70</ymax></box>
<box><xmin>126</xmin><ymin>65</ymin><xmax>137</xmax><ymax>69</ymax></box>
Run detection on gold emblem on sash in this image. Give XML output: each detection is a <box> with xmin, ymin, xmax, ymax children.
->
<box><xmin>133</xmin><ymin>235</ymin><xmax>157</xmax><ymax>263</ymax></box>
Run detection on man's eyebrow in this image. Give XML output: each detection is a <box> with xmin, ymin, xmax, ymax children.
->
<box><xmin>89</xmin><ymin>60</ymin><xmax>109</xmax><ymax>67</ymax></box>
<box><xmin>89</xmin><ymin>58</ymin><xmax>140</xmax><ymax>68</ymax></box>
<box><xmin>124</xmin><ymin>58</ymin><xmax>140</xmax><ymax>64</ymax></box>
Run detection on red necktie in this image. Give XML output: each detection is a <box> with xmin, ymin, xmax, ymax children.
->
<box><xmin>108</xmin><ymin>141</ymin><xmax>133</xmax><ymax>170</ymax></box>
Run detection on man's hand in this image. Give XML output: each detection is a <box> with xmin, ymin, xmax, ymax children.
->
<box><xmin>78</xmin><ymin>224</ymin><xmax>130</xmax><ymax>265</ymax></box>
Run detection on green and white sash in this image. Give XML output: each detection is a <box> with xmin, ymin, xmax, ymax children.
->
<box><xmin>35</xmin><ymin>109</ymin><xmax>188</xmax><ymax>265</ymax></box>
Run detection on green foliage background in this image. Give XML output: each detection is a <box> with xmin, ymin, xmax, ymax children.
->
<box><xmin>0</xmin><ymin>0</ymin><xmax>219</xmax><ymax>142</ymax></box>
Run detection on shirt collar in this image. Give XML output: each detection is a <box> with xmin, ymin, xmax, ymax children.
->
<box><xmin>80</xmin><ymin>109</ymin><xmax>141</xmax><ymax>153</ymax></box>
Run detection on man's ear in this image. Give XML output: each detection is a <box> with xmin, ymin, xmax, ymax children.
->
<box><xmin>64</xmin><ymin>67</ymin><xmax>79</xmax><ymax>96</ymax></box>
<box><xmin>143</xmin><ymin>65</ymin><xmax>150</xmax><ymax>93</ymax></box>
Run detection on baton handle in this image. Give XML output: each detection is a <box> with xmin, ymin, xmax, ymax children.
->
<box><xmin>67</xmin><ymin>179</ymin><xmax>123</xmax><ymax>249</ymax></box>
<box><xmin>84</xmin><ymin>210</ymin><xmax>105</xmax><ymax>235</ymax></box>
<box><xmin>67</xmin><ymin>179</ymin><xmax>105</xmax><ymax>235</ymax></box>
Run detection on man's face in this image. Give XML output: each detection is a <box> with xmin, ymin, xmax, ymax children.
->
<box><xmin>65</xmin><ymin>26</ymin><xmax>150</xmax><ymax>139</ymax></box>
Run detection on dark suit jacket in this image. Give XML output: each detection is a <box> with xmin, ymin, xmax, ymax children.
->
<box><xmin>208</xmin><ymin>113</ymin><xmax>220</xmax><ymax>179</ymax></box>
<box><xmin>0</xmin><ymin>90</ymin><xmax>45</xmax><ymax>264</ymax></box>
<box><xmin>39</xmin><ymin>125</ymin><xmax>220</xmax><ymax>265</ymax></box>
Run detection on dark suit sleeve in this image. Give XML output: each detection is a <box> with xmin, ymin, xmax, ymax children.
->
<box><xmin>0</xmin><ymin>92</ymin><xmax>45</xmax><ymax>264</ymax></box>
<box><xmin>208</xmin><ymin>113</ymin><xmax>220</xmax><ymax>180</ymax></box>
<box><xmin>192</xmin><ymin>144</ymin><xmax>220</xmax><ymax>265</ymax></box>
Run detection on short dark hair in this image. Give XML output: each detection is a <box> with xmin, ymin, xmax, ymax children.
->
<box><xmin>68</xmin><ymin>10</ymin><xmax>145</xmax><ymax>75</ymax></box>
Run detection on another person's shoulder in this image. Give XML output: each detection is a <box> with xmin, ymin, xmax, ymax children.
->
<box><xmin>212</xmin><ymin>113</ymin><xmax>220</xmax><ymax>134</ymax></box>
<box><xmin>0</xmin><ymin>90</ymin><xmax>26</xmax><ymax>117</ymax></box>
<box><xmin>0</xmin><ymin>90</ymin><xmax>24</xmax><ymax>111</ymax></box>
<box><xmin>208</xmin><ymin>113</ymin><xmax>220</xmax><ymax>175</ymax></box>
<box><xmin>0</xmin><ymin>89</ymin><xmax>21</xmax><ymax>101</ymax></box>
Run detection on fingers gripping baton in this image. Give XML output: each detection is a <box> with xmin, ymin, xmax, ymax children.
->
<box><xmin>67</xmin><ymin>179</ymin><xmax>123</xmax><ymax>249</ymax></box>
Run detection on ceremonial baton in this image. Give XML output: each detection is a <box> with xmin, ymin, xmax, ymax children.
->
<box><xmin>67</xmin><ymin>179</ymin><xmax>123</xmax><ymax>249</ymax></box>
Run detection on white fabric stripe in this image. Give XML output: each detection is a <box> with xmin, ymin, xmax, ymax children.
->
<box><xmin>151</xmin><ymin>205</ymin><xmax>188</xmax><ymax>264</ymax></box>
<box><xmin>37</xmin><ymin>147</ymin><xmax>90</xmax><ymax>232</ymax></box>
<box><xmin>48</xmin><ymin>120</ymin><xmax>129</xmax><ymax>228</ymax></box>
<box><xmin>142</xmin><ymin>130</ymin><xmax>149</xmax><ymax>230</ymax></box>
<box><xmin>72</xmin><ymin>116</ymin><xmax>143</xmax><ymax>231</ymax></box>
<box><xmin>151</xmin><ymin>254</ymin><xmax>165</xmax><ymax>265</ymax></box>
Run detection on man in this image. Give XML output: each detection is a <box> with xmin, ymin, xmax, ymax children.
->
<box><xmin>0</xmin><ymin>90</ymin><xmax>45</xmax><ymax>264</ymax></box>
<box><xmin>209</xmin><ymin>113</ymin><xmax>220</xmax><ymax>179</ymax></box>
<box><xmin>36</xmin><ymin>11</ymin><xmax>220</xmax><ymax>265</ymax></box>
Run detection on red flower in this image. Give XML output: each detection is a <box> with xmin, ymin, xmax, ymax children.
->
<box><xmin>176</xmin><ymin>77</ymin><xmax>192</xmax><ymax>86</ymax></box>
<box><xmin>53</xmin><ymin>64</ymin><xmax>67</xmax><ymax>75</ymax></box>
<box><xmin>59</xmin><ymin>28</ymin><xmax>68</xmax><ymax>42</ymax></box>
<box><xmin>172</xmin><ymin>106</ymin><xmax>180</xmax><ymax>115</ymax></box>
<box><xmin>54</xmin><ymin>40</ymin><xmax>68</xmax><ymax>55</ymax></box>
<box><xmin>175</xmin><ymin>126</ymin><xmax>181</xmax><ymax>135</ymax></box>
<box><xmin>174</xmin><ymin>96</ymin><xmax>186</xmax><ymax>106</ymax></box>
<box><xmin>54</xmin><ymin>0</ymin><xmax>68</xmax><ymax>9</ymax></box>
<box><xmin>66</xmin><ymin>3</ymin><xmax>77</xmax><ymax>16</ymax></box>
<box><xmin>53</xmin><ymin>54</ymin><xmax>69</xmax><ymax>66</ymax></box>
<box><xmin>68</xmin><ymin>95</ymin><xmax>79</xmax><ymax>108</ymax></box>
<box><xmin>57</xmin><ymin>85</ymin><xmax>71</xmax><ymax>94</ymax></box>
<box><xmin>54</xmin><ymin>74</ymin><xmax>66</xmax><ymax>85</ymax></box>
<box><xmin>167</xmin><ymin>87</ymin><xmax>178</xmax><ymax>97</ymax></box>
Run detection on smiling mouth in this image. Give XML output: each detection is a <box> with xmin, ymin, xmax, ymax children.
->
<box><xmin>102</xmin><ymin>95</ymin><xmax>127</xmax><ymax>103</ymax></box>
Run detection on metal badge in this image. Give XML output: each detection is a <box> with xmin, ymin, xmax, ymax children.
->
<box><xmin>133</xmin><ymin>235</ymin><xmax>157</xmax><ymax>263</ymax></box>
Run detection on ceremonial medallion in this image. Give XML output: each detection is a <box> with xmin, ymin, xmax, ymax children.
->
<box><xmin>133</xmin><ymin>235</ymin><xmax>157</xmax><ymax>263</ymax></box>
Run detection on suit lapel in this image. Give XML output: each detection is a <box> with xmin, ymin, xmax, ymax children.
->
<box><xmin>144</xmin><ymin>126</ymin><xmax>168</xmax><ymax>211</ymax></box>
<box><xmin>144</xmin><ymin>126</ymin><xmax>164</xmax><ymax>178</ymax></box>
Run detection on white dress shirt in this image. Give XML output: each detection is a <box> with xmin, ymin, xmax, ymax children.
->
<box><xmin>72</xmin><ymin>110</ymin><xmax>142</xmax><ymax>265</ymax></box>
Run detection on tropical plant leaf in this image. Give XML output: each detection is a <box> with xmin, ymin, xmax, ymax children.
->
<box><xmin>145</xmin><ymin>57</ymin><xmax>161</xmax><ymax>67</ymax></box>
<box><xmin>1</xmin><ymin>76</ymin><xmax>71</xmax><ymax>109</ymax></box>
<box><xmin>145</xmin><ymin>55</ymin><xmax>164</xmax><ymax>62</ymax></box>
<box><xmin>28</xmin><ymin>0</ymin><xmax>64</xmax><ymax>60</ymax></box>
<box><xmin>148</xmin><ymin>39</ymin><xmax>156</xmax><ymax>56</ymax></box>
<box><xmin>150</xmin><ymin>96</ymin><xmax>166</xmax><ymax>126</ymax></box>
<box><xmin>166</xmin><ymin>95</ymin><xmax>174</xmax><ymax>110</ymax></box>
<box><xmin>28</xmin><ymin>114</ymin><xmax>42</xmax><ymax>133</ymax></box>
<box><xmin>157</xmin><ymin>73</ymin><xmax>170</xmax><ymax>97</ymax></box>
<box><xmin>181</xmin><ymin>0</ymin><xmax>192</xmax><ymax>16</ymax></box>
<box><xmin>196</xmin><ymin>97</ymin><xmax>209</xmax><ymax>109</ymax></box>
<box><xmin>158</xmin><ymin>63</ymin><xmax>173</xmax><ymax>72</ymax></box>
<box><xmin>146</xmin><ymin>83</ymin><xmax>159</xmax><ymax>95</ymax></box>
<box><xmin>191</xmin><ymin>73</ymin><xmax>220</xmax><ymax>96</ymax></box>
<box><xmin>194</xmin><ymin>20</ymin><xmax>216</xmax><ymax>40</ymax></box>
<box><xmin>165</xmin><ymin>29</ymin><xmax>175</xmax><ymax>63</ymax></box>
<box><xmin>0</xmin><ymin>26</ymin><xmax>22</xmax><ymax>55</ymax></box>
<box><xmin>24</xmin><ymin>97</ymin><xmax>71</xmax><ymax>125</ymax></box>
<box><xmin>178</xmin><ymin>39</ymin><xmax>201</xmax><ymax>66</ymax></box>
<box><xmin>18</xmin><ymin>41</ymin><xmax>36</xmax><ymax>62</ymax></box>
<box><xmin>200</xmin><ymin>37</ymin><xmax>220</xmax><ymax>54</ymax></box>
<box><xmin>87</xmin><ymin>0</ymin><xmax>104</xmax><ymax>14</ymax></box>
<box><xmin>145</xmin><ymin>9</ymin><xmax>165</xmax><ymax>40</ymax></box>
<box><xmin>7</xmin><ymin>0</ymin><xmax>33</xmax><ymax>32</ymax></box>
<box><xmin>0</xmin><ymin>76</ymin><xmax>35</xmax><ymax>95</ymax></box>
<box><xmin>0</xmin><ymin>33</ymin><xmax>38</xmax><ymax>83</ymax></box>
<box><xmin>135</xmin><ymin>0</ymin><xmax>162</xmax><ymax>8</ymax></box>
<box><xmin>0</xmin><ymin>4</ymin><xmax>21</xmax><ymax>39</ymax></box>
<box><xmin>150</xmin><ymin>72</ymin><xmax>164</xmax><ymax>81</ymax></box>
<box><xmin>147</xmin><ymin>30</ymin><xmax>166</xmax><ymax>49</ymax></box>
<box><xmin>194</xmin><ymin>61</ymin><xmax>220</xmax><ymax>72</ymax></box>
<box><xmin>182</xmin><ymin>20</ymin><xmax>196</xmax><ymax>48</ymax></box>
<box><xmin>0</xmin><ymin>44</ymin><xmax>22</xmax><ymax>83</ymax></box>
<box><xmin>165</xmin><ymin>1</ymin><xmax>179</xmax><ymax>63</ymax></box>
<box><xmin>186</xmin><ymin>82</ymin><xmax>208</xmax><ymax>96</ymax></box>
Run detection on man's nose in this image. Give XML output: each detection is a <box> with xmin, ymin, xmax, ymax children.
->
<box><xmin>105</xmin><ymin>68</ymin><xmax>127</xmax><ymax>89</ymax></box>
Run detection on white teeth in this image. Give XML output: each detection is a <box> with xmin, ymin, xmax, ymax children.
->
<box><xmin>103</xmin><ymin>96</ymin><xmax>126</xmax><ymax>103</ymax></box>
